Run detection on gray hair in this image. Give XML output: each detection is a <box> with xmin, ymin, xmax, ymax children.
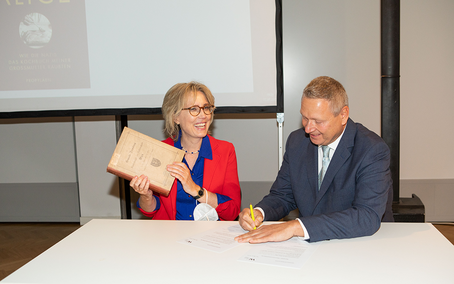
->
<box><xmin>302</xmin><ymin>76</ymin><xmax>349</xmax><ymax>116</ymax></box>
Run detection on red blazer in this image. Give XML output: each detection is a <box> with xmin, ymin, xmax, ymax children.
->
<box><xmin>139</xmin><ymin>135</ymin><xmax>241</xmax><ymax>221</ymax></box>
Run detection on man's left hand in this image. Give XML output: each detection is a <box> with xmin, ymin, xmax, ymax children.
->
<box><xmin>234</xmin><ymin>220</ymin><xmax>304</xmax><ymax>244</ymax></box>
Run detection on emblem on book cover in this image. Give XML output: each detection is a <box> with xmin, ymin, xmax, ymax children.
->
<box><xmin>151</xmin><ymin>158</ymin><xmax>161</xmax><ymax>167</ymax></box>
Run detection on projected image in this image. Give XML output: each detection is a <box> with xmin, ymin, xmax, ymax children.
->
<box><xmin>0</xmin><ymin>0</ymin><xmax>90</xmax><ymax>94</ymax></box>
<box><xmin>0</xmin><ymin>0</ymin><xmax>275</xmax><ymax>112</ymax></box>
<box><xmin>19</xmin><ymin>13</ymin><xmax>52</xmax><ymax>49</ymax></box>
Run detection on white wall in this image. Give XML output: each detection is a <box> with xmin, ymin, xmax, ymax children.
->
<box><xmin>73</xmin><ymin>117</ymin><xmax>122</xmax><ymax>223</ymax></box>
<box><xmin>0</xmin><ymin>117</ymin><xmax>80</xmax><ymax>222</ymax></box>
<box><xmin>400</xmin><ymin>0</ymin><xmax>454</xmax><ymax>179</ymax></box>
<box><xmin>398</xmin><ymin>0</ymin><xmax>454</xmax><ymax>221</ymax></box>
<box><xmin>282</xmin><ymin>0</ymin><xmax>381</xmax><ymax>138</ymax></box>
<box><xmin>0</xmin><ymin>117</ymin><xmax>76</xmax><ymax>182</ymax></box>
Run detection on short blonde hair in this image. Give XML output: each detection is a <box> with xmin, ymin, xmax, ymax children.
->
<box><xmin>162</xmin><ymin>81</ymin><xmax>215</xmax><ymax>141</ymax></box>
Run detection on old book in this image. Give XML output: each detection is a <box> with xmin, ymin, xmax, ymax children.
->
<box><xmin>107</xmin><ymin>127</ymin><xmax>184</xmax><ymax>196</ymax></box>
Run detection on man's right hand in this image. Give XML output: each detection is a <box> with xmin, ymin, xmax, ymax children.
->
<box><xmin>238</xmin><ymin>207</ymin><xmax>263</xmax><ymax>231</ymax></box>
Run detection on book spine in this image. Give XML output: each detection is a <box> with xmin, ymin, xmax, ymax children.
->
<box><xmin>106</xmin><ymin>167</ymin><xmax>171</xmax><ymax>197</ymax></box>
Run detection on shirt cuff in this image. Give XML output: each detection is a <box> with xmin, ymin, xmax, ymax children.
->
<box><xmin>296</xmin><ymin>218</ymin><xmax>310</xmax><ymax>240</ymax></box>
<box><xmin>136</xmin><ymin>195</ymin><xmax>160</xmax><ymax>212</ymax></box>
<box><xmin>215</xmin><ymin>193</ymin><xmax>231</xmax><ymax>204</ymax></box>
<box><xmin>255</xmin><ymin>207</ymin><xmax>265</xmax><ymax>220</ymax></box>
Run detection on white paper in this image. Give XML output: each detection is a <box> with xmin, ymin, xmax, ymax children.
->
<box><xmin>238</xmin><ymin>238</ymin><xmax>319</xmax><ymax>269</ymax></box>
<box><xmin>178</xmin><ymin>224</ymin><xmax>246</xmax><ymax>253</ymax></box>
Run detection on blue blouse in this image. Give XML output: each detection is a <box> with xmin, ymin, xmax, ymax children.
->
<box><xmin>140</xmin><ymin>135</ymin><xmax>231</xmax><ymax>220</ymax></box>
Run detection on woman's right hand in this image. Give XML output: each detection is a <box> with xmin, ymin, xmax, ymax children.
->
<box><xmin>130</xmin><ymin>174</ymin><xmax>154</xmax><ymax>198</ymax></box>
<box><xmin>131</xmin><ymin>175</ymin><xmax>157</xmax><ymax>212</ymax></box>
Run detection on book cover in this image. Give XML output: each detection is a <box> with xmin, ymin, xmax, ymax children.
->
<box><xmin>0</xmin><ymin>0</ymin><xmax>90</xmax><ymax>91</ymax></box>
<box><xmin>107</xmin><ymin>127</ymin><xmax>185</xmax><ymax>196</ymax></box>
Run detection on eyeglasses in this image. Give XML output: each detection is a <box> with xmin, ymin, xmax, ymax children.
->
<box><xmin>181</xmin><ymin>105</ymin><xmax>215</xmax><ymax>117</ymax></box>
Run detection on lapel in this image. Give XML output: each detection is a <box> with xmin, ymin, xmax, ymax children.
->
<box><xmin>315</xmin><ymin>119</ymin><xmax>356</xmax><ymax>204</ymax></box>
<box><xmin>163</xmin><ymin>138</ymin><xmax>179</xmax><ymax>219</ymax></box>
<box><xmin>202</xmin><ymin>135</ymin><xmax>217</xmax><ymax>189</ymax></box>
<box><xmin>305</xmin><ymin>139</ymin><xmax>318</xmax><ymax>193</ymax></box>
<box><xmin>168</xmin><ymin>180</ymin><xmax>178</xmax><ymax>219</ymax></box>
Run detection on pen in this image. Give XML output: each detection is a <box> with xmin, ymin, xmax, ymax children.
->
<box><xmin>249</xmin><ymin>204</ymin><xmax>257</xmax><ymax>230</ymax></box>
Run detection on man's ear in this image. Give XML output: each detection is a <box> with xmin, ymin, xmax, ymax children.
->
<box><xmin>340</xmin><ymin>106</ymin><xmax>349</xmax><ymax>125</ymax></box>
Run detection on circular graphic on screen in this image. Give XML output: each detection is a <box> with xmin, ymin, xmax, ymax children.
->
<box><xmin>19</xmin><ymin>13</ymin><xmax>52</xmax><ymax>49</ymax></box>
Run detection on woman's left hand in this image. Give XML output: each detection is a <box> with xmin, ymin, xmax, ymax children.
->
<box><xmin>166</xmin><ymin>162</ymin><xmax>198</xmax><ymax>196</ymax></box>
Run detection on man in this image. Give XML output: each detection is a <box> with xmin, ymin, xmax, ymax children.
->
<box><xmin>235</xmin><ymin>76</ymin><xmax>393</xmax><ymax>243</ymax></box>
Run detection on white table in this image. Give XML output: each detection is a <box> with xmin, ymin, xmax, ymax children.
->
<box><xmin>2</xmin><ymin>219</ymin><xmax>454</xmax><ymax>284</ymax></box>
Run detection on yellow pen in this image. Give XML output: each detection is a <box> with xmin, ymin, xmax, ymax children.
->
<box><xmin>249</xmin><ymin>204</ymin><xmax>257</xmax><ymax>230</ymax></box>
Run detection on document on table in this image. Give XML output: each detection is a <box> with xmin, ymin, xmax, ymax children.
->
<box><xmin>178</xmin><ymin>224</ymin><xmax>318</xmax><ymax>269</ymax></box>
<box><xmin>238</xmin><ymin>237</ymin><xmax>319</xmax><ymax>269</ymax></box>
<box><xmin>178</xmin><ymin>224</ymin><xmax>246</xmax><ymax>253</ymax></box>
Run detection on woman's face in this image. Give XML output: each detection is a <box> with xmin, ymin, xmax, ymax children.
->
<box><xmin>174</xmin><ymin>91</ymin><xmax>212</xmax><ymax>141</ymax></box>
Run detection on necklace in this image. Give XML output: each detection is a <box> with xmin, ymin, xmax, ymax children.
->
<box><xmin>183</xmin><ymin>148</ymin><xmax>199</xmax><ymax>154</ymax></box>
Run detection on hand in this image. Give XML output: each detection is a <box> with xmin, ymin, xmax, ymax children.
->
<box><xmin>238</xmin><ymin>207</ymin><xmax>263</xmax><ymax>231</ymax></box>
<box><xmin>166</xmin><ymin>162</ymin><xmax>198</xmax><ymax>196</ymax></box>
<box><xmin>130</xmin><ymin>175</ymin><xmax>153</xmax><ymax>198</ymax></box>
<box><xmin>234</xmin><ymin>220</ymin><xmax>304</xmax><ymax>244</ymax></box>
<box><xmin>130</xmin><ymin>175</ymin><xmax>156</xmax><ymax>212</ymax></box>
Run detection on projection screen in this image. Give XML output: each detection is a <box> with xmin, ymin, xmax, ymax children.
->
<box><xmin>0</xmin><ymin>0</ymin><xmax>282</xmax><ymax>118</ymax></box>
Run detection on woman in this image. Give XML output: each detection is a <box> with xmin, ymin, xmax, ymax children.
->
<box><xmin>130</xmin><ymin>82</ymin><xmax>241</xmax><ymax>221</ymax></box>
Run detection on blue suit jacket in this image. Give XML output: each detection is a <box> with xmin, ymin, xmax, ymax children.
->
<box><xmin>256</xmin><ymin>118</ymin><xmax>393</xmax><ymax>242</ymax></box>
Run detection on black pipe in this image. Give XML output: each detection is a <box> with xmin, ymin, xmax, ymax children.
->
<box><xmin>381</xmin><ymin>0</ymin><xmax>400</xmax><ymax>203</ymax></box>
<box><xmin>115</xmin><ymin>115</ymin><xmax>132</xmax><ymax>219</ymax></box>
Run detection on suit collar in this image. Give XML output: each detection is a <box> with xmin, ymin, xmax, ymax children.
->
<box><xmin>202</xmin><ymin>135</ymin><xmax>218</xmax><ymax>189</ymax></box>
<box><xmin>305</xmin><ymin>140</ymin><xmax>318</xmax><ymax>191</ymax></box>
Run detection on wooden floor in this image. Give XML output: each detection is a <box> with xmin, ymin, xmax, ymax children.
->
<box><xmin>0</xmin><ymin>222</ymin><xmax>453</xmax><ymax>281</ymax></box>
<box><xmin>0</xmin><ymin>222</ymin><xmax>81</xmax><ymax>281</ymax></box>
<box><xmin>434</xmin><ymin>223</ymin><xmax>454</xmax><ymax>245</ymax></box>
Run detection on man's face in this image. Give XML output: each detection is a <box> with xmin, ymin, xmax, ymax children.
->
<box><xmin>300</xmin><ymin>97</ymin><xmax>349</xmax><ymax>146</ymax></box>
